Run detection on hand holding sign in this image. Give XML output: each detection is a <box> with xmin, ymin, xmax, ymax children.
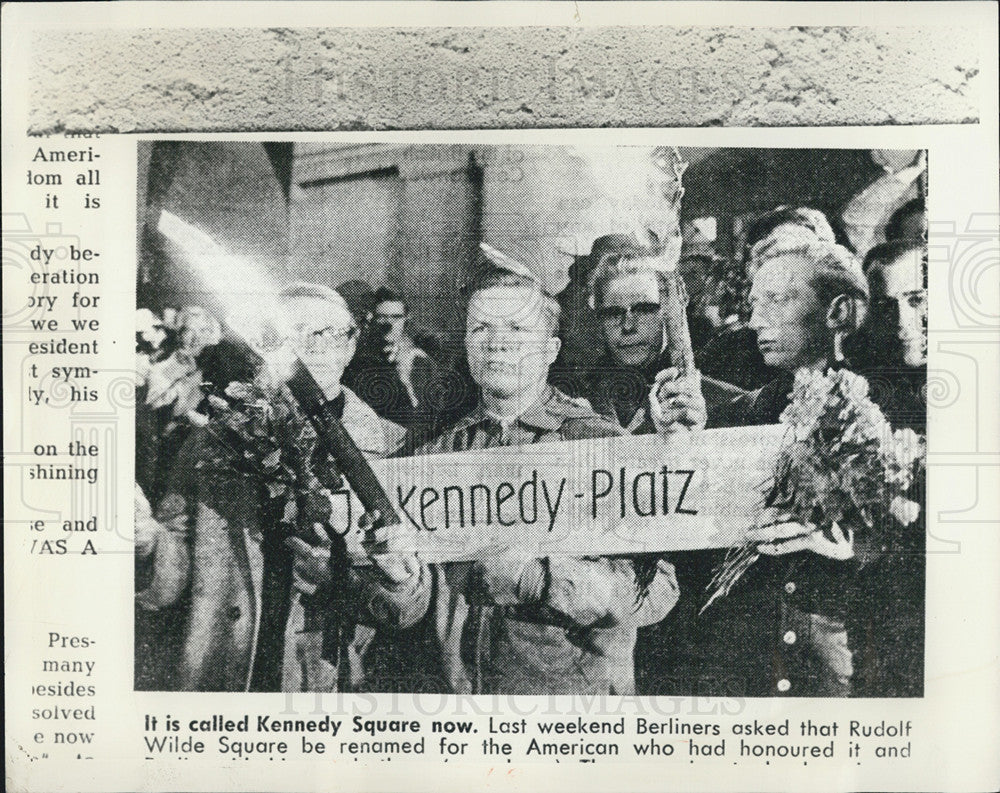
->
<box><xmin>361</xmin><ymin>509</ymin><xmax>422</xmax><ymax>585</ymax></box>
<box><xmin>467</xmin><ymin>548</ymin><xmax>545</xmax><ymax>607</ymax></box>
<box><xmin>288</xmin><ymin>507</ymin><xmax>423</xmax><ymax>593</ymax></box>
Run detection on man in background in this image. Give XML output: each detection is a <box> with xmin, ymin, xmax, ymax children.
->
<box><xmin>850</xmin><ymin>239</ymin><xmax>928</xmax><ymax>696</ymax></box>
<box><xmin>854</xmin><ymin>240</ymin><xmax>928</xmax><ymax>431</ymax></box>
<box><xmin>344</xmin><ymin>287</ymin><xmax>444</xmax><ymax>442</ymax></box>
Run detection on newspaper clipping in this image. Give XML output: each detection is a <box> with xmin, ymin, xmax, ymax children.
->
<box><xmin>3</xmin><ymin>3</ymin><xmax>999</xmax><ymax>792</ymax></box>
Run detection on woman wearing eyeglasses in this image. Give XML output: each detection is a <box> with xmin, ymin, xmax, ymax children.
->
<box><xmin>584</xmin><ymin>243</ymin><xmax>748</xmax><ymax>696</ymax></box>
<box><xmin>584</xmin><ymin>241</ymin><xmax>739</xmax><ymax>434</ymax></box>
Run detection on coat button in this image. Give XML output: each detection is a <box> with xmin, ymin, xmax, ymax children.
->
<box><xmin>227</xmin><ymin>605</ymin><xmax>241</xmax><ymax>620</ymax></box>
<box><xmin>784</xmin><ymin>581</ymin><xmax>796</xmax><ymax>594</ymax></box>
<box><xmin>783</xmin><ymin>630</ymin><xmax>797</xmax><ymax>645</ymax></box>
<box><xmin>777</xmin><ymin>678</ymin><xmax>791</xmax><ymax>693</ymax></box>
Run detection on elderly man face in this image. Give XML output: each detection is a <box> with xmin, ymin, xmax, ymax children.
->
<box><xmin>283</xmin><ymin>295</ymin><xmax>358</xmax><ymax>394</ymax></box>
<box><xmin>465</xmin><ymin>285</ymin><xmax>560</xmax><ymax>400</ymax></box>
<box><xmin>868</xmin><ymin>251</ymin><xmax>927</xmax><ymax>367</ymax></box>
<box><xmin>748</xmin><ymin>254</ymin><xmax>830</xmax><ymax>371</ymax></box>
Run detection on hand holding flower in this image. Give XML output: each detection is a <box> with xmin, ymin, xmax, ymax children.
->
<box><xmin>746</xmin><ymin>508</ymin><xmax>855</xmax><ymax>561</ymax></box>
<box><xmin>705</xmin><ymin>369</ymin><xmax>924</xmax><ymax>611</ymax></box>
<box><xmin>134</xmin><ymin>485</ymin><xmax>162</xmax><ymax>559</ymax></box>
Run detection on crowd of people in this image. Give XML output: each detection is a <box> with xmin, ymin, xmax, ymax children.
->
<box><xmin>135</xmin><ymin>155</ymin><xmax>927</xmax><ymax>698</ymax></box>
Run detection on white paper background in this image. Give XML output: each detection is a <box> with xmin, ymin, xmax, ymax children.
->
<box><xmin>4</xmin><ymin>3</ymin><xmax>998</xmax><ymax>792</ymax></box>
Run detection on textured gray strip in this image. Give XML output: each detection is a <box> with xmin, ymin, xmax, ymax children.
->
<box><xmin>30</xmin><ymin>26</ymin><xmax>980</xmax><ymax>133</ymax></box>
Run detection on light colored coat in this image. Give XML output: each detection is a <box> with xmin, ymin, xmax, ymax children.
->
<box><xmin>139</xmin><ymin>386</ymin><xmax>406</xmax><ymax>692</ymax></box>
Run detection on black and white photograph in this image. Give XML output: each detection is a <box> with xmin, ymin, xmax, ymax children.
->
<box><xmin>133</xmin><ymin>141</ymin><xmax>928</xmax><ymax>699</ymax></box>
<box><xmin>5</xmin><ymin>2</ymin><xmax>998</xmax><ymax>790</ymax></box>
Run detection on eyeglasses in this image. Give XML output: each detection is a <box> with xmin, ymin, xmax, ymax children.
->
<box><xmin>290</xmin><ymin>324</ymin><xmax>358</xmax><ymax>352</ymax></box>
<box><xmin>596</xmin><ymin>302</ymin><xmax>661</xmax><ymax>325</ymax></box>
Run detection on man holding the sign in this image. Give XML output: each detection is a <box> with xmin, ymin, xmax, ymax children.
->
<box><xmin>357</xmin><ymin>263</ymin><xmax>706</xmax><ymax>695</ymax></box>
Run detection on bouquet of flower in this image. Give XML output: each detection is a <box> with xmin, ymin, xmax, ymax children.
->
<box><xmin>201</xmin><ymin>381</ymin><xmax>296</xmax><ymax>491</ymax></box>
<box><xmin>703</xmin><ymin>368</ymin><xmax>925</xmax><ymax>612</ymax></box>
<box><xmin>196</xmin><ymin>380</ymin><xmax>339</xmax><ymax>538</ymax></box>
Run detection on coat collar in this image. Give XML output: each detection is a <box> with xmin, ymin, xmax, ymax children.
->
<box><xmin>450</xmin><ymin>385</ymin><xmax>595</xmax><ymax>435</ymax></box>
